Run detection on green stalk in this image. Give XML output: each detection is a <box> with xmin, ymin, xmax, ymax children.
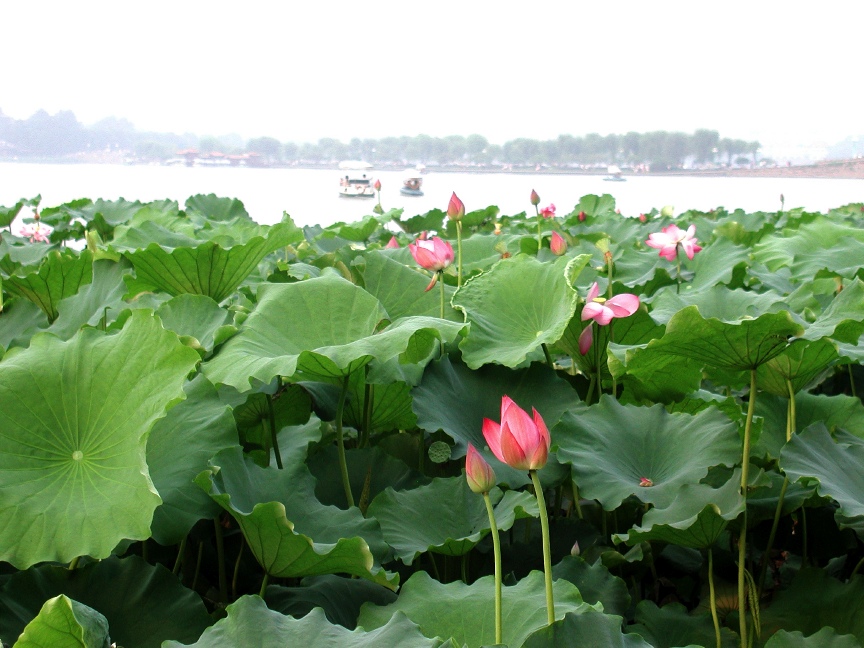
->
<box><xmin>737</xmin><ymin>368</ymin><xmax>758</xmax><ymax>648</ymax></box>
<box><xmin>259</xmin><ymin>572</ymin><xmax>269</xmax><ymax>598</ymax></box>
<box><xmin>267</xmin><ymin>391</ymin><xmax>283</xmax><ymax>470</ymax></box>
<box><xmin>530</xmin><ymin>470</ymin><xmax>556</xmax><ymax>625</ymax></box>
<box><xmin>232</xmin><ymin>539</ymin><xmax>245</xmax><ymax>599</ymax></box>
<box><xmin>192</xmin><ymin>540</ymin><xmax>204</xmax><ymax>592</ymax></box>
<box><xmin>360</xmin><ymin>380</ymin><xmax>374</xmax><ymax>449</ymax></box>
<box><xmin>535</xmin><ymin>206</ymin><xmax>542</xmax><ymax>250</ymax></box>
<box><xmin>172</xmin><ymin>536</ymin><xmax>187</xmax><ymax>576</ymax></box>
<box><xmin>456</xmin><ymin>221</ymin><xmax>463</xmax><ymax>287</ymax></box>
<box><xmin>709</xmin><ymin>548</ymin><xmax>722</xmax><ymax>648</ymax></box>
<box><xmin>214</xmin><ymin>517</ymin><xmax>228</xmax><ymax>603</ymax></box>
<box><xmin>593</xmin><ymin>322</ymin><xmax>602</xmax><ymax>399</ymax></box>
<box><xmin>335</xmin><ymin>374</ymin><xmax>354</xmax><ymax>507</ymax></box>
<box><xmin>68</xmin><ymin>556</ymin><xmax>80</xmax><ymax>571</ymax></box>
<box><xmin>542</xmin><ymin>343</ymin><xmax>555</xmax><ymax>370</ymax></box>
<box><xmin>439</xmin><ymin>271</ymin><xmax>445</xmax><ymax>320</ymax></box>
<box><xmin>849</xmin><ymin>364</ymin><xmax>858</xmax><ymax>399</ymax></box>
<box><xmin>483</xmin><ymin>492</ymin><xmax>504</xmax><ymax>645</ymax></box>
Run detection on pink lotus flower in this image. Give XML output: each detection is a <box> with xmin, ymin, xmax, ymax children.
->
<box><xmin>540</xmin><ymin>204</ymin><xmax>556</xmax><ymax>218</ymax></box>
<box><xmin>466</xmin><ymin>444</ymin><xmax>497</xmax><ymax>494</ymax></box>
<box><xmin>18</xmin><ymin>223</ymin><xmax>51</xmax><ymax>243</ymax></box>
<box><xmin>530</xmin><ymin>189</ymin><xmax>541</xmax><ymax>206</ymax></box>
<box><xmin>550</xmin><ymin>231</ymin><xmax>567</xmax><ymax>256</ymax></box>
<box><xmin>578</xmin><ymin>282</ymin><xmax>640</xmax><ymax>354</ymax></box>
<box><xmin>385</xmin><ymin>236</ymin><xmax>399</xmax><ymax>248</ymax></box>
<box><xmin>374</xmin><ymin>179</ymin><xmax>382</xmax><ymax>191</ymax></box>
<box><xmin>482</xmin><ymin>396</ymin><xmax>551</xmax><ymax>471</ymax></box>
<box><xmin>409</xmin><ymin>236</ymin><xmax>454</xmax><ymax>291</ymax></box>
<box><xmin>447</xmin><ymin>192</ymin><xmax>465</xmax><ymax>222</ymax></box>
<box><xmin>645</xmin><ymin>224</ymin><xmax>702</xmax><ymax>261</ymax></box>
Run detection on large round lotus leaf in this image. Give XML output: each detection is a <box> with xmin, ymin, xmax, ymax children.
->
<box><xmin>764</xmin><ymin>628</ymin><xmax>863</xmax><ymax>648</ymax></box>
<box><xmin>264</xmin><ymin>575</ymin><xmax>397</xmax><ymax>630</ymax></box>
<box><xmin>0</xmin><ymin>297</ymin><xmax>47</xmax><ymax>351</ymax></box>
<box><xmin>800</xmin><ymin>279</ymin><xmax>864</xmax><ymax>343</ymax></box>
<box><xmin>756</xmin><ymin>338</ymin><xmax>839</xmax><ymax>397</ymax></box>
<box><xmin>147</xmin><ymin>375</ymin><xmax>240</xmax><ymax>545</ymax></box>
<box><xmin>551</xmin><ymin>555</ymin><xmax>630</xmax><ymax>617</ymax></box>
<box><xmin>760</xmin><ymin>568</ymin><xmax>864</xmax><ymax>641</ymax></box>
<box><xmin>614</xmin><ymin>471</ymin><xmax>745</xmax><ymax>548</ymax></box>
<box><xmin>646</xmin><ymin>284</ymin><xmax>790</xmax><ymax>326</ymax></box>
<box><xmin>0</xmin><ymin>556</ymin><xmax>211</xmax><ymax>648</ymax></box>
<box><xmin>554</xmin><ymin>396</ymin><xmax>741</xmax><ymax>510</ymax></box>
<box><xmin>607</xmin><ymin>339</ymin><xmax>705</xmax><ymax>403</ymax></box>
<box><xmin>163</xmin><ymin>596</ymin><xmax>438</xmax><ymax>648</ymax></box>
<box><xmin>366</xmin><ymin>476</ymin><xmax>538</xmax><ymax>564</ymax></box>
<box><xmin>0</xmin><ymin>310</ymin><xmax>200</xmax><ymax>568</ymax></box>
<box><xmin>626</xmin><ymin>600</ymin><xmax>739</xmax><ymax>648</ymax></box>
<box><xmin>13</xmin><ymin>595</ymin><xmax>110</xmax><ymax>648</ymax></box>
<box><xmin>196</xmin><ymin>446</ymin><xmax>396</xmax><ymax>588</ymax></box>
<box><xmin>359</xmin><ymin>570</ymin><xmax>598</xmax><ymax>648</ymax></box>
<box><xmin>154</xmin><ymin>294</ymin><xmax>232</xmax><ymax>355</ymax></box>
<box><xmin>3</xmin><ymin>249</ymin><xmax>94</xmax><ymax>322</ymax></box>
<box><xmin>522</xmin><ymin>608</ymin><xmax>653</xmax><ymax>648</ymax></box>
<box><xmin>202</xmin><ymin>275</ymin><xmax>465</xmax><ymax>390</ymax></box>
<box><xmin>780</xmin><ymin>424</ymin><xmax>864</xmax><ymax>521</ymax></box>
<box><xmin>452</xmin><ymin>254</ymin><xmax>589</xmax><ymax>369</ymax></box>
<box><xmin>643</xmin><ymin>302</ymin><xmax>803</xmax><ymax>371</ymax></box>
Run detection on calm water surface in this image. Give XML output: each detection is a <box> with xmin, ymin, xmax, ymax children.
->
<box><xmin>1</xmin><ymin>162</ymin><xmax>862</xmax><ymax>228</ymax></box>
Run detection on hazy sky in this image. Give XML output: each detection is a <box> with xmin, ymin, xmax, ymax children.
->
<box><xmin>3</xmin><ymin>1</ymin><xmax>862</xmax><ymax>150</ymax></box>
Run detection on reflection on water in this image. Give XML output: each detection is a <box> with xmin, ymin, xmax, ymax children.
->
<box><xmin>1</xmin><ymin>162</ymin><xmax>862</xmax><ymax>228</ymax></box>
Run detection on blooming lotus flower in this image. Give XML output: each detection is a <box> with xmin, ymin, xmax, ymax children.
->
<box><xmin>645</xmin><ymin>224</ymin><xmax>702</xmax><ymax>261</ymax></box>
<box><xmin>447</xmin><ymin>192</ymin><xmax>465</xmax><ymax>221</ymax></box>
<box><xmin>540</xmin><ymin>204</ymin><xmax>556</xmax><ymax>218</ymax></box>
<box><xmin>409</xmin><ymin>236</ymin><xmax>454</xmax><ymax>291</ymax></box>
<box><xmin>385</xmin><ymin>236</ymin><xmax>399</xmax><ymax>248</ymax></box>
<box><xmin>374</xmin><ymin>178</ymin><xmax>382</xmax><ymax>191</ymax></box>
<box><xmin>530</xmin><ymin>189</ymin><xmax>541</xmax><ymax>206</ymax></box>
<box><xmin>466</xmin><ymin>444</ymin><xmax>497</xmax><ymax>494</ymax></box>
<box><xmin>578</xmin><ymin>282</ymin><xmax>640</xmax><ymax>354</ymax></box>
<box><xmin>550</xmin><ymin>231</ymin><xmax>567</xmax><ymax>256</ymax></box>
<box><xmin>482</xmin><ymin>396</ymin><xmax>550</xmax><ymax>471</ymax></box>
<box><xmin>18</xmin><ymin>223</ymin><xmax>51</xmax><ymax>243</ymax></box>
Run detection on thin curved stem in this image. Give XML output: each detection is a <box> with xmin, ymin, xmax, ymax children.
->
<box><xmin>267</xmin><ymin>392</ymin><xmax>283</xmax><ymax>469</ymax></box>
<box><xmin>259</xmin><ymin>572</ymin><xmax>269</xmax><ymax>598</ymax></box>
<box><xmin>335</xmin><ymin>375</ymin><xmax>354</xmax><ymax>507</ymax></box>
<box><xmin>439</xmin><ymin>271</ymin><xmax>446</xmax><ymax>320</ymax></box>
<box><xmin>709</xmin><ymin>548</ymin><xmax>722</xmax><ymax>648</ymax></box>
<box><xmin>737</xmin><ymin>368</ymin><xmax>758</xmax><ymax>648</ymax></box>
<box><xmin>530</xmin><ymin>470</ymin><xmax>555</xmax><ymax>625</ymax></box>
<box><xmin>542</xmin><ymin>343</ymin><xmax>555</xmax><ymax>370</ymax></box>
<box><xmin>483</xmin><ymin>492</ymin><xmax>503</xmax><ymax>645</ymax></box>
<box><xmin>172</xmin><ymin>536</ymin><xmax>187</xmax><ymax>576</ymax></box>
<box><xmin>214</xmin><ymin>517</ymin><xmax>228</xmax><ymax>602</ymax></box>
<box><xmin>456</xmin><ymin>221</ymin><xmax>463</xmax><ymax>287</ymax></box>
<box><xmin>232</xmin><ymin>538</ymin><xmax>245</xmax><ymax>599</ymax></box>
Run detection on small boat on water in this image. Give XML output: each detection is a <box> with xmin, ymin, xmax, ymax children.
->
<box><xmin>400</xmin><ymin>169</ymin><xmax>424</xmax><ymax>196</ymax></box>
<box><xmin>338</xmin><ymin>161</ymin><xmax>376</xmax><ymax>198</ymax></box>
<box><xmin>603</xmin><ymin>165</ymin><xmax>626</xmax><ymax>182</ymax></box>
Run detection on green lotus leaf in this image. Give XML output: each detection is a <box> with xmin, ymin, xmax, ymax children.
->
<box><xmin>564</xmin><ymin>194</ymin><xmax>617</xmax><ymax>224</ymax></box>
<box><xmin>760</xmin><ymin>568</ymin><xmax>864</xmax><ymax>641</ymax></box>
<box><xmin>164</xmin><ymin>596</ymin><xmax>438</xmax><ymax>648</ymax></box>
<box><xmin>626</xmin><ymin>601</ymin><xmax>739</xmax><ymax>648</ymax></box>
<box><xmin>0</xmin><ymin>311</ymin><xmax>200</xmax><ymax>567</ymax></box>
<box><xmin>0</xmin><ymin>297</ymin><xmax>48</xmax><ymax>351</ymax></box>
<box><xmin>357</xmin><ymin>570</ymin><xmax>598</xmax><ymax>648</ymax></box>
<box><xmin>147</xmin><ymin>375</ymin><xmax>240</xmax><ymax>545</ymax></box>
<box><xmin>76</xmin><ymin>198</ymin><xmax>145</xmax><ymax>240</ymax></box>
<box><xmin>688</xmin><ymin>237</ymin><xmax>751</xmax><ymax>291</ymax></box>
<box><xmin>756</xmin><ymin>338</ymin><xmax>840</xmax><ymax>397</ymax></box>
<box><xmin>367</xmin><ymin>476</ymin><xmax>539</xmax><ymax>564</ymax></box>
<box><xmin>614</xmin><ymin>472</ymin><xmax>745</xmax><ymax>548</ymax></box>
<box><xmin>203</xmin><ymin>275</ymin><xmax>464</xmax><ymax>390</ymax></box>
<box><xmin>640</xmin><ymin>302</ymin><xmax>803</xmax><ymax>371</ymax></box>
<box><xmin>522</xmin><ymin>608</ymin><xmax>653</xmax><ymax>648</ymax></box>
<box><xmin>46</xmin><ymin>258</ymin><xmax>130</xmax><ymax>340</ymax></box>
<box><xmin>0</xmin><ymin>199</ymin><xmax>25</xmax><ymax>228</ymax></box>
<box><xmin>357</xmin><ymin>250</ymin><xmax>459</xmax><ymax>320</ymax></box>
<box><xmin>233</xmin><ymin>385</ymin><xmax>312</xmax><ymax>456</ymax></box>
<box><xmin>3</xmin><ymin>249</ymin><xmax>93</xmax><ymax>322</ymax></box>
<box><xmin>551</xmin><ymin>555</ymin><xmax>630</xmax><ymax>617</ymax></box>
<box><xmin>764</xmin><ymin>627</ymin><xmax>863</xmax><ymax>647</ymax></box>
<box><xmin>264</xmin><ymin>575</ymin><xmax>397</xmax><ymax>630</ymax></box>
<box><xmin>329</xmin><ymin>215</ymin><xmax>381</xmax><ymax>242</ymax></box>
<box><xmin>607</xmin><ymin>339</ymin><xmax>705</xmax><ymax>403</ymax></box>
<box><xmin>646</xmin><ymin>284</ymin><xmax>790</xmax><ymax>326</ymax></box>
<box><xmin>196</xmin><ymin>446</ymin><xmax>396</xmax><ymax>587</ymax></box>
<box><xmin>122</xmin><ymin>221</ymin><xmax>297</xmax><ymax>302</ymax></box>
<box><xmin>780</xmin><ymin>424</ymin><xmax>864</xmax><ymax>521</ymax></box>
<box><xmin>394</xmin><ymin>208</ymin><xmax>445</xmax><ymax>235</ymax></box>
<box><xmin>801</xmin><ymin>279</ymin><xmax>864</xmax><ymax>343</ymax></box>
<box><xmin>453</xmin><ymin>254</ymin><xmax>590</xmax><ymax>368</ymax></box>
<box><xmin>13</xmin><ymin>594</ymin><xmax>110</xmax><ymax>648</ymax></box>
<box><xmin>111</xmin><ymin>219</ymin><xmax>201</xmax><ymax>250</ymax></box>
<box><xmin>554</xmin><ymin>397</ymin><xmax>741</xmax><ymax>510</ymax></box>
<box><xmin>0</xmin><ymin>556</ymin><xmax>211</xmax><ymax>648</ymax></box>
<box><xmin>155</xmin><ymin>294</ymin><xmax>232</xmax><ymax>355</ymax></box>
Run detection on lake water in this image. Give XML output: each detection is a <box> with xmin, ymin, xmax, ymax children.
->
<box><xmin>1</xmin><ymin>162</ymin><xmax>862</xmax><ymax>228</ymax></box>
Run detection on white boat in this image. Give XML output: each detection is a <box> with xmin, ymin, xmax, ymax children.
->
<box><xmin>338</xmin><ymin>161</ymin><xmax>376</xmax><ymax>198</ymax></box>
<box><xmin>400</xmin><ymin>169</ymin><xmax>424</xmax><ymax>196</ymax></box>
<box><xmin>603</xmin><ymin>164</ymin><xmax>626</xmax><ymax>182</ymax></box>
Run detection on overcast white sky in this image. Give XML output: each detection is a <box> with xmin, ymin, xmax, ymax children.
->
<box><xmin>2</xmin><ymin>1</ymin><xmax>862</xmax><ymax>150</ymax></box>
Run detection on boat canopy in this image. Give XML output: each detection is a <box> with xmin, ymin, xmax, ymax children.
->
<box><xmin>339</xmin><ymin>160</ymin><xmax>373</xmax><ymax>170</ymax></box>
<box><xmin>607</xmin><ymin>165</ymin><xmax>622</xmax><ymax>175</ymax></box>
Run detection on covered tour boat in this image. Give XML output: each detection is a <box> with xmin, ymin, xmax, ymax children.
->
<box><xmin>338</xmin><ymin>161</ymin><xmax>376</xmax><ymax>198</ymax></box>
<box><xmin>400</xmin><ymin>169</ymin><xmax>424</xmax><ymax>196</ymax></box>
<box><xmin>603</xmin><ymin>164</ymin><xmax>626</xmax><ymax>182</ymax></box>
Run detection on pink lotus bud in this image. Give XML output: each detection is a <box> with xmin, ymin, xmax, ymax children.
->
<box><xmin>530</xmin><ymin>189</ymin><xmax>541</xmax><ymax>206</ymax></box>
<box><xmin>578</xmin><ymin>211</ymin><xmax>586</xmax><ymax>222</ymax></box>
<box><xmin>638</xmin><ymin>213</ymin><xmax>647</xmax><ymax>223</ymax></box>
<box><xmin>408</xmin><ymin>236</ymin><xmax>454</xmax><ymax>275</ymax></box>
<box><xmin>447</xmin><ymin>192</ymin><xmax>465</xmax><ymax>221</ymax></box>
<box><xmin>639</xmin><ymin>477</ymin><xmax>654</xmax><ymax>487</ymax></box>
<box><xmin>374</xmin><ymin>179</ymin><xmax>382</xmax><ymax>191</ymax></box>
<box><xmin>550</xmin><ymin>231</ymin><xmax>567</xmax><ymax>256</ymax></box>
<box><xmin>482</xmin><ymin>395</ymin><xmax>551</xmax><ymax>471</ymax></box>
<box><xmin>385</xmin><ymin>236</ymin><xmax>399</xmax><ymax>248</ymax></box>
<box><xmin>466</xmin><ymin>444</ymin><xmax>496</xmax><ymax>494</ymax></box>
<box><xmin>570</xmin><ymin>541</ymin><xmax>580</xmax><ymax>556</ymax></box>
<box><xmin>540</xmin><ymin>204</ymin><xmax>556</xmax><ymax>219</ymax></box>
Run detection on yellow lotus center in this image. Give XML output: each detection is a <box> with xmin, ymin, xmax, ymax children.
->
<box><xmin>72</xmin><ymin>450</ymin><xmax>84</xmax><ymax>461</ymax></box>
<box><xmin>593</xmin><ymin>297</ymin><xmax>607</xmax><ymax>304</ymax></box>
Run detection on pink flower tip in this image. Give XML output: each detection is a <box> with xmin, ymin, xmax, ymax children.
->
<box><xmin>385</xmin><ymin>236</ymin><xmax>399</xmax><ymax>249</ymax></box>
<box><xmin>578</xmin><ymin>211</ymin><xmax>587</xmax><ymax>222</ymax></box>
<box><xmin>550</xmin><ymin>231</ymin><xmax>567</xmax><ymax>256</ymax></box>
<box><xmin>530</xmin><ymin>189</ymin><xmax>541</xmax><ymax>206</ymax></box>
<box><xmin>447</xmin><ymin>192</ymin><xmax>465</xmax><ymax>221</ymax></box>
<box><xmin>482</xmin><ymin>396</ymin><xmax>551</xmax><ymax>471</ymax></box>
<box><xmin>466</xmin><ymin>444</ymin><xmax>496</xmax><ymax>494</ymax></box>
<box><xmin>374</xmin><ymin>179</ymin><xmax>382</xmax><ymax>191</ymax></box>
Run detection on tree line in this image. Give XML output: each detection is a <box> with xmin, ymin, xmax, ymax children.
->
<box><xmin>0</xmin><ymin>109</ymin><xmax>760</xmax><ymax>169</ymax></box>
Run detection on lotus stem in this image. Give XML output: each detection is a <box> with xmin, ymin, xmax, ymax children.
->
<box><xmin>68</xmin><ymin>556</ymin><xmax>80</xmax><ymax>571</ymax></box>
<box><xmin>192</xmin><ymin>540</ymin><xmax>204</xmax><ymax>592</ymax></box>
<box><xmin>214</xmin><ymin>517</ymin><xmax>228</xmax><ymax>602</ymax></box>
<box><xmin>542</xmin><ymin>343</ymin><xmax>554</xmax><ymax>370</ymax></box>
<box><xmin>259</xmin><ymin>572</ymin><xmax>269</xmax><ymax>598</ymax></box>
<box><xmin>530</xmin><ymin>469</ymin><xmax>556</xmax><ymax>625</ymax></box>
<box><xmin>457</xmin><ymin>221</ymin><xmax>463</xmax><ymax>287</ymax></box>
<box><xmin>335</xmin><ymin>374</ymin><xmax>355</xmax><ymax>507</ymax></box>
<box><xmin>360</xmin><ymin>380</ymin><xmax>373</xmax><ymax>449</ymax></box>
<box><xmin>267</xmin><ymin>392</ymin><xmax>283</xmax><ymax>469</ymax></box>
<box><xmin>172</xmin><ymin>536</ymin><xmax>187</xmax><ymax>576</ymax></box>
<box><xmin>439</xmin><ymin>272</ymin><xmax>446</xmax><ymax>320</ymax></box>
<box><xmin>849</xmin><ymin>364</ymin><xmax>857</xmax><ymax>399</ymax></box>
<box><xmin>709</xmin><ymin>548</ymin><xmax>722</xmax><ymax>648</ymax></box>
<box><xmin>737</xmin><ymin>368</ymin><xmax>758</xmax><ymax>648</ymax></box>
<box><xmin>232</xmin><ymin>539</ymin><xmax>245</xmax><ymax>599</ymax></box>
<box><xmin>593</xmin><ymin>322</ymin><xmax>602</xmax><ymax>400</ymax></box>
<box><xmin>483</xmin><ymin>492</ymin><xmax>504</xmax><ymax>645</ymax></box>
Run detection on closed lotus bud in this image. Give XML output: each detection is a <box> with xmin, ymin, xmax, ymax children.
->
<box><xmin>578</xmin><ymin>211</ymin><xmax>586</xmax><ymax>222</ymax></box>
<box><xmin>660</xmin><ymin>205</ymin><xmax>675</xmax><ymax>218</ymax></box>
<box><xmin>550</xmin><ymin>231</ymin><xmax>567</xmax><ymax>256</ymax></box>
<box><xmin>385</xmin><ymin>236</ymin><xmax>399</xmax><ymax>248</ymax></box>
<box><xmin>570</xmin><ymin>541</ymin><xmax>580</xmax><ymax>556</ymax></box>
<box><xmin>530</xmin><ymin>189</ymin><xmax>541</xmax><ymax>206</ymax></box>
<box><xmin>447</xmin><ymin>192</ymin><xmax>465</xmax><ymax>221</ymax></box>
<box><xmin>374</xmin><ymin>179</ymin><xmax>382</xmax><ymax>191</ymax></box>
<box><xmin>466</xmin><ymin>444</ymin><xmax>496</xmax><ymax>494</ymax></box>
<box><xmin>638</xmin><ymin>213</ymin><xmax>647</xmax><ymax>223</ymax></box>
